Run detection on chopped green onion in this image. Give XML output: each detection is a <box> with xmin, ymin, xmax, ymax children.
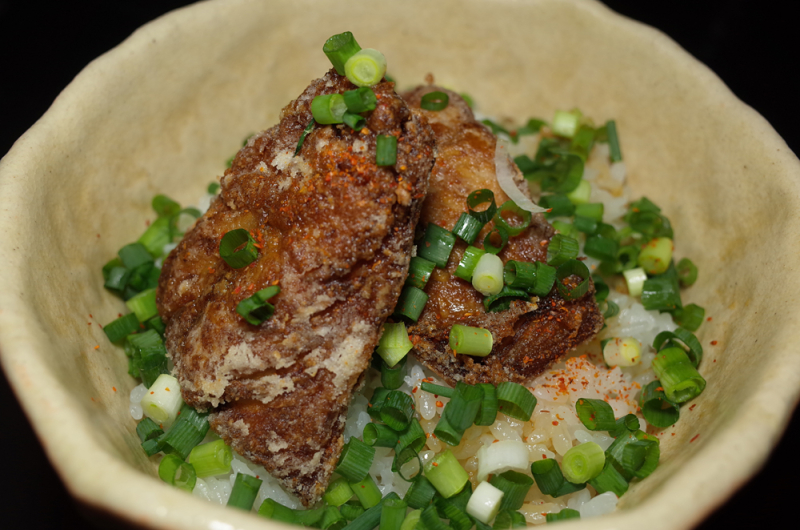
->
<box><xmin>483</xmin><ymin>287</ymin><xmax>529</xmax><ymax>313</ymax></box>
<box><xmin>325</xmin><ymin>477</ymin><xmax>355</xmax><ymax>507</ymax></box>
<box><xmin>467</xmin><ymin>189</ymin><xmax>498</xmax><ymax>224</ymax></box>
<box><xmin>455</xmin><ymin>245</ymin><xmax>486</xmax><ymax>281</ymax></box>
<box><xmin>575</xmin><ymin>202</ymin><xmax>604</xmax><ymax>221</ymax></box>
<box><xmin>419</xmin><ymin>505</ymin><xmax>451</xmax><ymax>530</ymax></box>
<box><xmin>641</xmin><ymin>264</ymin><xmax>682</xmax><ymax>311</ymax></box>
<box><xmin>449</xmin><ymin>325</ymin><xmax>493</xmax><ymax>356</ymax></box>
<box><xmin>602</xmin><ymin>336</ymin><xmax>642</xmax><ymax>367</ymax></box>
<box><xmin>439</xmin><ymin>502</ymin><xmax>473</xmax><ymax>530</ymax></box>
<box><xmin>529</xmin><ymin>263</ymin><xmax>556</xmax><ymax>297</ymax></box>
<box><xmin>380</xmin><ymin>391</ymin><xmax>415</xmax><ymax>431</ymax></box>
<box><xmin>344</xmin><ymin>87</ymin><xmax>378</xmax><ymax>113</ymax></box>
<box><xmin>651</xmin><ymin>347</ymin><xmax>706</xmax><ymax>403</ymax></box>
<box><xmin>516</xmin><ymin>118</ymin><xmax>546</xmax><ymax>137</ymax></box>
<box><xmin>103</xmin><ymin>264</ymin><xmax>130</xmax><ymax>296</ymax></box>
<box><xmin>503</xmin><ymin>261</ymin><xmax>538</xmax><ymax>291</ymax></box>
<box><xmin>152</xmin><ymin>194</ymin><xmax>181</xmax><ymax>218</ymax></box>
<box><xmin>103</xmin><ymin>312</ymin><xmax>140</xmax><ymax>343</ymax></box>
<box><xmin>452</xmin><ymin>213</ymin><xmax>484</xmax><ymax>245</ymax></box>
<box><xmin>538</xmin><ymin>194</ymin><xmax>575</xmax><ymax>218</ymax></box>
<box><xmin>381</xmin><ymin>353</ymin><xmax>407</xmax><ymax>389</ymax></box>
<box><xmin>189</xmin><ymin>439</ymin><xmax>232</xmax><ymax>478</ymax></box>
<box><xmin>587</xmin><ymin>460</ymin><xmax>629</xmax><ymax>497</ymax></box>
<box><xmin>368</xmin><ymin>388</ymin><xmax>391</xmax><ymax>421</ymax></box>
<box><xmin>551</xmin><ymin>110</ymin><xmax>581</xmax><ymax>138</ymax></box>
<box><xmin>312</xmin><ymin>94</ymin><xmax>347</xmax><ymax>124</ymax></box>
<box><xmin>606</xmin><ymin>430</ymin><xmax>660</xmax><ymax>480</ymax></box>
<box><xmin>341</xmin><ymin>502</ymin><xmax>366</xmax><ymax>521</ymax></box>
<box><xmin>638</xmin><ymin>237</ymin><xmax>674</xmax><ymax>275</ymax></box>
<box><xmin>551</xmin><ymin>220</ymin><xmax>579</xmax><ymax>240</ymax></box>
<box><xmin>236</xmin><ymin>285</ymin><xmax>280</xmax><ymax>325</ymax></box>
<box><xmin>561</xmin><ymin>442</ymin><xmax>605</xmax><ymax>483</ymax></box>
<box><xmin>380</xmin><ymin>496</ymin><xmax>408</xmax><ymax>530</ymax></box>
<box><xmin>672</xmin><ymin>303</ymin><xmax>705</xmax><ymax>332</ymax></box>
<box><xmin>570</xmin><ymin>125</ymin><xmax>596</xmax><ymax>161</ymax></box>
<box><xmin>653</xmin><ymin>327</ymin><xmax>703</xmax><ymax>367</ymax></box>
<box><xmin>566</xmin><ymin>179</ymin><xmax>591</xmax><ymax>205</ymax></box>
<box><xmin>493</xmin><ymin>201</ymin><xmax>531</xmax><ymax>237</ymax></box>
<box><xmin>623</xmin><ymin>267</ymin><xmax>647</xmax><ymax>297</ymax></box>
<box><xmin>466</xmin><ymin>481</ymin><xmax>504</xmax><ymax>524</ymax></box>
<box><xmin>490</xmin><ymin>471</ymin><xmax>533</xmax><ymax>512</ymax></box>
<box><xmin>138</xmin><ymin>216</ymin><xmax>171</xmax><ymax>258</ymax></box>
<box><xmin>219</xmin><ymin>228</ymin><xmax>258</xmax><ymax>268</ymax></box>
<box><xmin>424</xmin><ymin>450</ymin><xmax>469</xmax><ymax>498</ymax></box>
<box><xmin>616</xmin><ymin>244</ymin><xmax>641</xmax><ymax>272</ymax></box>
<box><xmin>676</xmin><ymin>257</ymin><xmax>698</xmax><ymax>287</ymax></box>
<box><xmin>345</xmin><ymin>49</ymin><xmax>387</xmax><ymax>87</ymax></box>
<box><xmin>444</xmin><ymin>382</ymin><xmax>485</xmax><ymax>433</ymax></box>
<box><xmin>546</xmin><ymin>509</ymin><xmax>581</xmax><ymax>523</ymax></box>
<box><xmin>472</xmin><ymin>253</ymin><xmax>504</xmax><ymax>296</ymax></box>
<box><xmin>530</xmin><ymin>459</ymin><xmax>586</xmax><ymax>498</ymax></box>
<box><xmin>625</xmin><ymin>197</ymin><xmax>673</xmax><ymax>239</ymax></box>
<box><xmin>323</xmin><ymin>32</ymin><xmax>362</xmax><ymax>75</ymax></box>
<box><xmin>406</xmin><ymin>256</ymin><xmax>436</xmax><ymax>290</ymax></box>
<box><xmin>404</xmin><ymin>475</ymin><xmax>437</xmax><ymax>509</ymax></box>
<box><xmin>351</xmin><ymin>474</ymin><xmax>382</xmax><ymax>509</ymax></box>
<box><xmin>119</xmin><ymin>242</ymin><xmax>153</xmax><ymax>269</ymax></box>
<box><xmin>606</xmin><ymin>120</ymin><xmax>622</xmax><ymax>162</ymax></box>
<box><xmin>159</xmin><ymin>404</ymin><xmax>210</xmax><ymax>459</ymax></box>
<box><xmin>376</xmin><ymin>135</ymin><xmax>398</xmax><ymax>166</ymax></box>
<box><xmin>399</xmin><ymin>510</ymin><xmax>422</xmax><ymax>530</ymax></box>
<box><xmin>322</xmin><ymin>507</ymin><xmax>348</xmax><ymax>530</ymax></box>
<box><xmin>227</xmin><ymin>472</ymin><xmax>262</xmax><ymax>510</ymax></box>
<box><xmin>394</xmin><ymin>286</ymin><xmax>428</xmax><ymax>321</ymax></box>
<box><xmin>575</xmin><ymin>398</ymin><xmax>617</xmax><ymax>431</ymax></box>
<box><xmin>475</xmin><ymin>383</ymin><xmax>499</xmax><ymax>426</ymax></box>
<box><xmin>345</xmin><ymin>493</ymin><xmax>400</xmax><ymax>530</ymax></box>
<box><xmin>584</xmin><ymin>235</ymin><xmax>619</xmax><ymax>262</ymax></box>
<box><xmin>146</xmin><ymin>315</ymin><xmax>166</xmax><ymax>336</ymax></box>
<box><xmin>547</xmin><ymin>234</ymin><xmax>579</xmax><ymax>267</ymax></box>
<box><xmin>482</xmin><ymin>225</ymin><xmax>509</xmax><ymax>255</ymax></box>
<box><xmin>639</xmin><ymin>379</ymin><xmax>680</xmax><ymax>428</ymax></box>
<box><xmin>418</xmin><ymin>223</ymin><xmax>456</xmax><ymax>268</ymax></box>
<box><xmin>420</xmin><ymin>91</ymin><xmax>449</xmax><ymax>111</ymax></box>
<box><xmin>140</xmin><ymin>373</ymin><xmax>184</xmax><ymax>428</ymax></box>
<box><xmin>337</xmin><ymin>437</ymin><xmax>376</xmax><ymax>482</ymax></box>
<box><xmin>572</xmin><ymin>215</ymin><xmax>597</xmax><ymax>235</ymax></box>
<box><xmin>136</xmin><ymin>417</ymin><xmax>163</xmax><ymax>442</ymax></box>
<box><xmin>376</xmin><ymin>322</ymin><xmax>414</xmax><ymax>367</ymax></box>
<box><xmin>496</xmin><ymin>382</ymin><xmax>536</xmax><ymax>421</ymax></box>
<box><xmin>602</xmin><ymin>300</ymin><xmax>620</xmax><ymax>319</ymax></box>
<box><xmin>608</xmin><ymin>413</ymin><xmax>641</xmax><ymax>438</ymax></box>
<box><xmin>420</xmin><ymin>381</ymin><xmax>455</xmax><ymax>399</ymax></box>
<box><xmin>555</xmin><ymin>259</ymin><xmax>591</xmax><ymax>300</ymax></box>
<box><xmin>295</xmin><ymin>119</ymin><xmax>316</xmax><ymax>156</ymax></box>
<box><xmin>343</xmin><ymin>112</ymin><xmax>366</xmax><ymax>131</ymax></box>
<box><xmin>492</xmin><ymin>510</ymin><xmax>527</xmax><ymax>529</ymax></box>
<box><xmin>158</xmin><ymin>454</ymin><xmax>196</xmax><ymax>492</ymax></box>
<box><xmin>207</xmin><ymin>182</ymin><xmax>220</xmax><ymax>194</ymax></box>
<box><xmin>433</xmin><ymin>414</ymin><xmax>464</xmax><ymax>446</ymax></box>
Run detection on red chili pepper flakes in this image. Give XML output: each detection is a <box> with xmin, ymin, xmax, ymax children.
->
<box><xmin>710</xmin><ymin>340</ymin><xmax>718</xmax><ymax>346</ymax></box>
<box><xmin>436</xmin><ymin>401</ymin><xmax>444</xmax><ymax>408</ymax></box>
<box><xmin>432</xmin><ymin>462</ymin><xmax>439</xmax><ymax>467</ymax></box>
<box><xmin>706</xmin><ymin>317</ymin><xmax>713</xmax><ymax>321</ymax></box>
<box><xmin>112</xmin><ymin>387</ymin><xmax>117</xmax><ymax>392</ymax></box>
<box><xmin>93</xmin><ymin>345</ymin><xmax>99</xmax><ymax>350</ymax></box>
<box><xmin>690</xmin><ymin>434</ymin><xmax>700</xmax><ymax>443</ymax></box>
<box><xmin>552</xmin><ymin>421</ymin><xmax>559</xmax><ymax>426</ymax></box>
<box><xmin>689</xmin><ymin>404</ymin><xmax>697</xmax><ymax>411</ymax></box>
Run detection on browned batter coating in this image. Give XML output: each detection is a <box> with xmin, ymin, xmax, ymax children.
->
<box><xmin>157</xmin><ymin>71</ymin><xmax>435</xmax><ymax>505</ymax></box>
<box><xmin>401</xmin><ymin>86</ymin><xmax>603</xmax><ymax>386</ymax></box>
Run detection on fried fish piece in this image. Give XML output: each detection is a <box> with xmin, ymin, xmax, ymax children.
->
<box><xmin>157</xmin><ymin>71</ymin><xmax>435</xmax><ymax>505</ymax></box>
<box><xmin>401</xmin><ymin>86</ymin><xmax>602</xmax><ymax>386</ymax></box>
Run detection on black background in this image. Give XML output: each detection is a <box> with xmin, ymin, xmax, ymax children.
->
<box><xmin>1</xmin><ymin>1</ymin><xmax>797</xmax><ymax>528</ymax></box>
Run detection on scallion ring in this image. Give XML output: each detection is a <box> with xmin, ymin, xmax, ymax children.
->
<box><xmin>344</xmin><ymin>48</ymin><xmax>387</xmax><ymax>87</ymax></box>
<box><xmin>420</xmin><ymin>91</ymin><xmax>449</xmax><ymax>111</ymax></box>
<box><xmin>219</xmin><ymin>228</ymin><xmax>259</xmax><ymax>268</ymax></box>
<box><xmin>493</xmin><ymin>200</ymin><xmax>531</xmax><ymax>237</ymax></box>
<box><xmin>236</xmin><ymin>285</ymin><xmax>280</xmax><ymax>325</ymax></box>
<box><xmin>555</xmin><ymin>259</ymin><xmax>591</xmax><ymax>300</ymax></box>
<box><xmin>466</xmin><ymin>189</ymin><xmax>497</xmax><ymax>224</ymax></box>
<box><xmin>482</xmin><ymin>225</ymin><xmax>509</xmax><ymax>255</ymax></box>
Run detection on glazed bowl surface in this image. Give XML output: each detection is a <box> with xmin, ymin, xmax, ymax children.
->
<box><xmin>1</xmin><ymin>1</ymin><xmax>800</xmax><ymax>529</ymax></box>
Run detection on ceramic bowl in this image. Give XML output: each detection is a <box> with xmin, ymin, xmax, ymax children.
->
<box><xmin>2</xmin><ymin>0</ymin><xmax>800</xmax><ymax>529</ymax></box>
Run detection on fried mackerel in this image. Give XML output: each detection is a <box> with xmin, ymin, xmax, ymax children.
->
<box><xmin>157</xmin><ymin>71</ymin><xmax>434</xmax><ymax>505</ymax></box>
<box><xmin>401</xmin><ymin>86</ymin><xmax>603</xmax><ymax>386</ymax></box>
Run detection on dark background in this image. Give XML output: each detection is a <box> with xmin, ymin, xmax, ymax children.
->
<box><xmin>1</xmin><ymin>1</ymin><xmax>797</xmax><ymax>528</ymax></box>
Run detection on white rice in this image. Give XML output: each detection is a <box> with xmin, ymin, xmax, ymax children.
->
<box><xmin>129</xmin><ymin>134</ymin><xmax>676</xmax><ymax>523</ymax></box>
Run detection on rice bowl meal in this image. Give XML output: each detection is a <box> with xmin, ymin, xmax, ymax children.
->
<box><xmin>2</xmin><ymin>2</ymin><xmax>800</xmax><ymax>530</ymax></box>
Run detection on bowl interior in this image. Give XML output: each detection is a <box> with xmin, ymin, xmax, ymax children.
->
<box><xmin>2</xmin><ymin>0</ymin><xmax>800</xmax><ymax>529</ymax></box>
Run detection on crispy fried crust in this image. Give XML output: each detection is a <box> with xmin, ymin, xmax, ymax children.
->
<box><xmin>402</xmin><ymin>86</ymin><xmax>603</xmax><ymax>386</ymax></box>
<box><xmin>157</xmin><ymin>71</ymin><xmax>434</xmax><ymax>505</ymax></box>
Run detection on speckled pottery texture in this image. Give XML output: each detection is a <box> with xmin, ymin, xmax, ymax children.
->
<box><xmin>1</xmin><ymin>0</ymin><xmax>799</xmax><ymax>529</ymax></box>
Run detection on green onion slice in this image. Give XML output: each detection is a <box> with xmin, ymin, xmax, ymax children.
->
<box><xmin>454</xmin><ymin>245</ymin><xmax>486</xmax><ymax>282</ymax></box>
<box><xmin>555</xmin><ymin>259</ymin><xmax>591</xmax><ymax>300</ymax></box>
<box><xmin>236</xmin><ymin>285</ymin><xmax>280</xmax><ymax>325</ymax></box>
<box><xmin>136</xmin><ymin>417</ymin><xmax>163</xmax><ymax>442</ymax></box>
<box><xmin>337</xmin><ymin>438</ymin><xmax>376</xmax><ymax>482</ymax></box>
<box><xmin>404</xmin><ymin>476</ymin><xmax>437</xmax><ymax>509</ymax></box>
<box><xmin>561</xmin><ymin>442</ymin><xmax>605</xmax><ymax>484</ymax></box>
<box><xmin>587</xmin><ymin>460</ymin><xmax>629</xmax><ymax>497</ymax></box>
<box><xmin>538</xmin><ymin>194</ymin><xmax>575</xmax><ymax>218</ymax></box>
<box><xmin>406</xmin><ymin>256</ymin><xmax>436</xmax><ymax>290</ymax></box>
<box><xmin>312</xmin><ymin>94</ymin><xmax>347</xmax><ymax>124</ymax></box>
<box><xmin>368</xmin><ymin>387</ymin><xmax>390</xmax><ymax>421</ymax></box>
<box><xmin>103</xmin><ymin>313</ymin><xmax>140</xmax><ymax>343</ymax></box>
<box><xmin>494</xmin><ymin>201</ymin><xmax>532</xmax><ymax>237</ymax></box>
<box><xmin>345</xmin><ymin>48</ymin><xmax>387</xmax><ymax>87</ymax></box>
<box><xmin>547</xmin><ymin>234</ymin><xmax>579</xmax><ymax>267</ymax></box>
<box><xmin>490</xmin><ymin>471</ymin><xmax>533</xmax><ymax>512</ymax></box>
<box><xmin>475</xmin><ymin>383</ymin><xmax>499</xmax><ymax>426</ymax></box>
<box><xmin>393</xmin><ymin>286</ymin><xmax>428</xmax><ymax>322</ymax></box>
<box><xmin>433</xmin><ymin>413</ymin><xmax>464</xmax><ymax>446</ymax></box>
<box><xmin>158</xmin><ymin>454</ymin><xmax>197</xmax><ymax>492</ymax></box>
<box><xmin>575</xmin><ymin>398</ymin><xmax>617</xmax><ymax>431</ymax></box>
<box><xmin>424</xmin><ymin>450</ymin><xmax>469</xmax><ymax>498</ymax></box>
<box><xmin>219</xmin><ymin>228</ymin><xmax>258</xmax><ymax>268</ymax></box>
<box><xmin>651</xmin><ymin>346</ymin><xmax>706</xmax><ymax>403</ymax></box>
<box><xmin>344</xmin><ymin>87</ymin><xmax>378</xmax><ymax>113</ymax></box>
<box><xmin>503</xmin><ymin>260</ymin><xmax>538</xmax><ymax>291</ymax></box>
<box><xmin>584</xmin><ymin>235</ymin><xmax>619</xmax><ymax>262</ymax></box>
<box><xmin>376</xmin><ymin>135</ymin><xmax>398</xmax><ymax>166</ymax></box>
<box><xmin>325</xmin><ymin>477</ymin><xmax>355</xmax><ymax>507</ymax></box>
<box><xmin>119</xmin><ymin>242</ymin><xmax>153</xmax><ymax>269</ymax></box>
<box><xmin>323</xmin><ymin>32</ymin><xmax>362</xmax><ymax>75</ymax></box>
<box><xmin>449</xmin><ymin>325</ymin><xmax>493</xmax><ymax>356</ymax></box>
<box><xmin>351</xmin><ymin>474</ymin><xmax>382</xmax><ymax>509</ymax></box>
<box><xmin>380</xmin><ymin>391</ymin><xmax>415</xmax><ymax>431</ymax></box>
<box><xmin>345</xmin><ymin>493</ymin><xmax>400</xmax><ymax>530</ymax></box>
<box><xmin>496</xmin><ymin>381</ymin><xmax>536</xmax><ymax>421</ymax></box>
<box><xmin>295</xmin><ymin>119</ymin><xmax>315</xmax><ymax>156</ymax></box>
<box><xmin>227</xmin><ymin>472</ymin><xmax>262</xmax><ymax>510</ymax></box>
<box><xmin>419</xmin><ymin>382</ymin><xmax>455</xmax><ymax>399</ymax></box>
<box><xmin>420</xmin><ymin>91</ymin><xmax>449</xmax><ymax>111</ymax></box>
<box><xmin>671</xmin><ymin>303</ymin><xmax>705</xmax><ymax>332</ymax></box>
<box><xmin>380</xmin><ymin>354</ymin><xmax>408</xmax><ymax>390</ymax></box>
<box><xmin>492</xmin><ymin>510</ymin><xmax>527</xmax><ymax>529</ymax></box>
<box><xmin>380</xmin><ymin>496</ymin><xmax>408</xmax><ymax>530</ymax></box>
<box><xmin>321</xmin><ymin>507</ymin><xmax>347</xmax><ymax>530</ymax></box>
<box><xmin>546</xmin><ymin>509</ymin><xmax>581</xmax><ymax>523</ymax></box>
<box><xmin>418</xmin><ymin>223</ymin><xmax>456</xmax><ymax>269</ymax></box>
<box><xmin>467</xmin><ymin>189</ymin><xmax>498</xmax><ymax>224</ymax></box>
<box><xmin>483</xmin><ymin>225</ymin><xmax>509</xmax><ymax>255</ymax></box>
<box><xmin>483</xmin><ymin>286</ymin><xmax>529</xmax><ymax>313</ymax></box>
<box><xmin>653</xmin><ymin>327</ymin><xmax>703</xmax><ymax>367</ymax></box>
<box><xmin>376</xmin><ymin>322</ymin><xmax>414</xmax><ymax>367</ymax></box>
<box><xmin>452</xmin><ymin>212</ymin><xmax>484</xmax><ymax>245</ymax></box>
<box><xmin>444</xmin><ymin>382</ymin><xmax>485</xmax><ymax>432</ymax></box>
<box><xmin>639</xmin><ymin>380</ymin><xmax>680</xmax><ymax>428</ymax></box>
<box><xmin>340</xmin><ymin>500</ymin><xmax>366</xmax><ymax>521</ymax></box>
<box><xmin>606</xmin><ymin>120</ymin><xmax>623</xmax><ymax>162</ymax></box>
<box><xmin>676</xmin><ymin>257</ymin><xmax>698</xmax><ymax>287</ymax></box>
<box><xmin>530</xmin><ymin>263</ymin><xmax>556</xmax><ymax>297</ymax></box>
<box><xmin>189</xmin><ymin>439</ymin><xmax>233</xmax><ymax>478</ymax></box>
<box><xmin>343</xmin><ymin>112</ymin><xmax>366</xmax><ymax>131</ymax></box>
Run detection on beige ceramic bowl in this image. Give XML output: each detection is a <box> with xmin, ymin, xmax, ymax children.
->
<box><xmin>2</xmin><ymin>0</ymin><xmax>799</xmax><ymax>528</ymax></box>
